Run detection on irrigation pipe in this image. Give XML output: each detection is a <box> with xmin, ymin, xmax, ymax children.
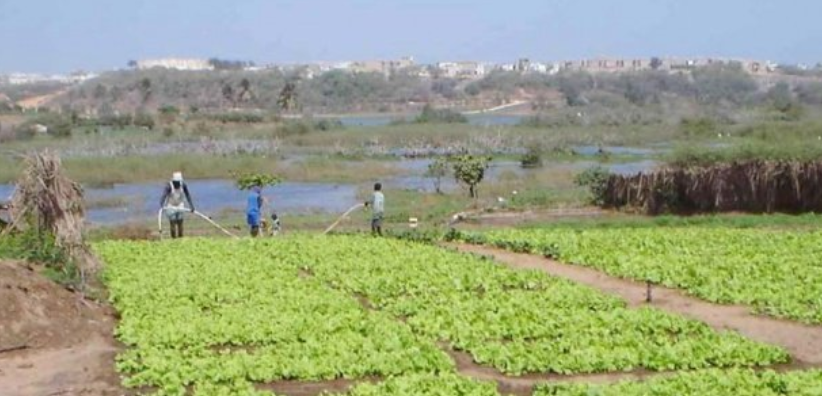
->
<box><xmin>158</xmin><ymin>207</ymin><xmax>240</xmax><ymax>239</ymax></box>
<box><xmin>324</xmin><ymin>203</ymin><xmax>364</xmax><ymax>235</ymax></box>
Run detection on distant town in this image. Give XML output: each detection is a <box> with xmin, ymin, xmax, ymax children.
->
<box><xmin>2</xmin><ymin>55</ymin><xmax>819</xmax><ymax>86</ymax></box>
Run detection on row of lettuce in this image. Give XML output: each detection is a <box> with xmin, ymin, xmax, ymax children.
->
<box><xmin>338</xmin><ymin>370</ymin><xmax>822</xmax><ymax>396</ymax></box>
<box><xmin>94</xmin><ymin>235</ymin><xmax>819</xmax><ymax>395</ymax></box>
<box><xmin>450</xmin><ymin>227</ymin><xmax>822</xmax><ymax>324</ymax></box>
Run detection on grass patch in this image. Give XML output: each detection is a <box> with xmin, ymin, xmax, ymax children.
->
<box><xmin>0</xmin><ymin>154</ymin><xmax>408</xmax><ymax>185</ymax></box>
<box><xmin>667</xmin><ymin>141</ymin><xmax>822</xmax><ymax>167</ymax></box>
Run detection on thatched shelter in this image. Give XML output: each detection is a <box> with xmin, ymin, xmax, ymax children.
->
<box><xmin>602</xmin><ymin>160</ymin><xmax>822</xmax><ymax>214</ymax></box>
<box><xmin>4</xmin><ymin>150</ymin><xmax>100</xmax><ymax>279</ymax></box>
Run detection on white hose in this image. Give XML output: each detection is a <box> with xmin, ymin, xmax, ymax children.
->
<box><xmin>157</xmin><ymin>208</ymin><xmax>164</xmax><ymax>237</ymax></box>
<box><xmin>158</xmin><ymin>207</ymin><xmax>240</xmax><ymax>239</ymax></box>
<box><xmin>192</xmin><ymin>210</ymin><xmax>240</xmax><ymax>239</ymax></box>
<box><xmin>324</xmin><ymin>203</ymin><xmax>364</xmax><ymax>235</ymax></box>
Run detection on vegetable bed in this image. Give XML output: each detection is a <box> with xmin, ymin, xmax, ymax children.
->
<box><xmin>467</xmin><ymin>228</ymin><xmax>822</xmax><ymax>323</ymax></box>
<box><xmin>97</xmin><ymin>235</ymin><xmax>791</xmax><ymax>395</ymax></box>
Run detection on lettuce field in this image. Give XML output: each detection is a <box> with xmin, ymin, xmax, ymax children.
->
<box><xmin>96</xmin><ymin>235</ymin><xmax>819</xmax><ymax>395</ymax></box>
<box><xmin>465</xmin><ymin>228</ymin><xmax>822</xmax><ymax>323</ymax></box>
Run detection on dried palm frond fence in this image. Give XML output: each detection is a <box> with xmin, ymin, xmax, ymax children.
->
<box><xmin>601</xmin><ymin>160</ymin><xmax>822</xmax><ymax>215</ymax></box>
<box><xmin>1</xmin><ymin>150</ymin><xmax>100</xmax><ymax>287</ymax></box>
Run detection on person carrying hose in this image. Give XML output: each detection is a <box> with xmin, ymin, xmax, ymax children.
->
<box><xmin>160</xmin><ymin>172</ymin><xmax>195</xmax><ymax>238</ymax></box>
<box><xmin>364</xmin><ymin>182</ymin><xmax>384</xmax><ymax>236</ymax></box>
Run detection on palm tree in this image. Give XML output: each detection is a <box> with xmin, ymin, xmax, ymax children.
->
<box><xmin>277</xmin><ymin>80</ymin><xmax>298</xmax><ymax>112</ymax></box>
<box><xmin>138</xmin><ymin>78</ymin><xmax>152</xmax><ymax>105</ymax></box>
<box><xmin>238</xmin><ymin>78</ymin><xmax>253</xmax><ymax>103</ymax></box>
<box><xmin>222</xmin><ymin>83</ymin><xmax>235</xmax><ymax>108</ymax></box>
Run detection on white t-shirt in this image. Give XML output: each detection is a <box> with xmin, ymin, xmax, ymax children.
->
<box><xmin>371</xmin><ymin>192</ymin><xmax>384</xmax><ymax>215</ymax></box>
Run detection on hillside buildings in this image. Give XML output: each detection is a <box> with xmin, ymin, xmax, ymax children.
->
<box><xmin>557</xmin><ymin>57</ymin><xmax>777</xmax><ymax>75</ymax></box>
<box><xmin>135</xmin><ymin>58</ymin><xmax>214</xmax><ymax>71</ymax></box>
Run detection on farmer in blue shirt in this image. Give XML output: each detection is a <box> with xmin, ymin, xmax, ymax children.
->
<box><xmin>246</xmin><ymin>185</ymin><xmax>264</xmax><ymax>237</ymax></box>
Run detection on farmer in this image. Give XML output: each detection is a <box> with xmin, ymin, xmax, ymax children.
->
<box><xmin>246</xmin><ymin>184</ymin><xmax>264</xmax><ymax>237</ymax></box>
<box><xmin>364</xmin><ymin>182</ymin><xmax>384</xmax><ymax>236</ymax></box>
<box><xmin>160</xmin><ymin>172</ymin><xmax>195</xmax><ymax>239</ymax></box>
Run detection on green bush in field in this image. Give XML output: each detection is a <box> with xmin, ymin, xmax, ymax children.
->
<box><xmin>520</xmin><ymin>144</ymin><xmax>544</xmax><ymax>168</ymax></box>
<box><xmin>450</xmin><ymin>154</ymin><xmax>491</xmax><ymax>198</ymax></box>
<box><xmin>574</xmin><ymin>166</ymin><xmax>611</xmax><ymax>205</ymax></box>
<box><xmin>415</xmin><ymin>104</ymin><xmax>467</xmax><ymax>124</ymax></box>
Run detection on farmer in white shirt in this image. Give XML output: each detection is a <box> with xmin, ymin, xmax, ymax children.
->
<box><xmin>160</xmin><ymin>172</ymin><xmax>195</xmax><ymax>239</ymax></box>
<box><xmin>364</xmin><ymin>182</ymin><xmax>384</xmax><ymax>236</ymax></box>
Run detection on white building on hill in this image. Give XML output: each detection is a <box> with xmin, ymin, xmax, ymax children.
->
<box><xmin>136</xmin><ymin>58</ymin><xmax>214</xmax><ymax>71</ymax></box>
<box><xmin>436</xmin><ymin>61</ymin><xmax>487</xmax><ymax>79</ymax></box>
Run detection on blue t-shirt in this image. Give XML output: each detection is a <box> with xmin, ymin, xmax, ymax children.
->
<box><xmin>246</xmin><ymin>190</ymin><xmax>262</xmax><ymax>216</ymax></box>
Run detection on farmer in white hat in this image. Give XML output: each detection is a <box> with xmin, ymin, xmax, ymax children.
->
<box><xmin>160</xmin><ymin>171</ymin><xmax>195</xmax><ymax>238</ymax></box>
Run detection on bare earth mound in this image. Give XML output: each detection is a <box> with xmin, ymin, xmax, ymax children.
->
<box><xmin>0</xmin><ymin>261</ymin><xmax>126</xmax><ymax>396</ymax></box>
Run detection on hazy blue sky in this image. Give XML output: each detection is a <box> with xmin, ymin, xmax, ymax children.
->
<box><xmin>1</xmin><ymin>0</ymin><xmax>819</xmax><ymax>73</ymax></box>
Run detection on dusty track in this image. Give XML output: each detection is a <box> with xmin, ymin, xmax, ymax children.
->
<box><xmin>453</xmin><ymin>244</ymin><xmax>822</xmax><ymax>365</ymax></box>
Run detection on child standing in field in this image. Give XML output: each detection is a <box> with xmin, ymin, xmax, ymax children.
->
<box><xmin>364</xmin><ymin>182</ymin><xmax>384</xmax><ymax>236</ymax></box>
<box><xmin>246</xmin><ymin>184</ymin><xmax>264</xmax><ymax>237</ymax></box>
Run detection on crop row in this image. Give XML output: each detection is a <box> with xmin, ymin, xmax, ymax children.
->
<box><xmin>462</xmin><ymin>228</ymin><xmax>822</xmax><ymax>323</ymax></box>
<box><xmin>293</xmin><ymin>236</ymin><xmax>787</xmax><ymax>376</ymax></box>
<box><xmin>97</xmin><ymin>238</ymin><xmax>452</xmax><ymax>395</ymax></box>
<box><xmin>97</xmin><ymin>235</ymin><xmax>791</xmax><ymax>395</ymax></box>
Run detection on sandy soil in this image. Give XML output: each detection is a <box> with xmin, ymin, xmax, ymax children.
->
<box><xmin>0</xmin><ymin>261</ymin><xmax>128</xmax><ymax>396</ymax></box>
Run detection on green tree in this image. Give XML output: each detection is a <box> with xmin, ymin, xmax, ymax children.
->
<box><xmin>650</xmin><ymin>57</ymin><xmax>663</xmax><ymax>70</ymax></box>
<box><xmin>232</xmin><ymin>172</ymin><xmax>281</xmax><ymax>190</ymax></box>
<box><xmin>574</xmin><ymin>166</ymin><xmax>611</xmax><ymax>206</ymax></box>
<box><xmin>450</xmin><ymin>154</ymin><xmax>491</xmax><ymax>198</ymax></box>
<box><xmin>138</xmin><ymin>78</ymin><xmax>152</xmax><ymax>104</ymax></box>
<box><xmin>158</xmin><ymin>105</ymin><xmax>180</xmax><ymax>124</ymax></box>
<box><xmin>520</xmin><ymin>143</ymin><xmax>544</xmax><ymax>168</ymax></box>
<box><xmin>415</xmin><ymin>104</ymin><xmax>467</xmax><ymax>124</ymax></box>
<box><xmin>425</xmin><ymin>157</ymin><xmax>449</xmax><ymax>194</ymax></box>
<box><xmin>238</xmin><ymin>78</ymin><xmax>253</xmax><ymax>103</ymax></box>
<box><xmin>133</xmin><ymin>113</ymin><xmax>155</xmax><ymax>130</ymax></box>
<box><xmin>222</xmin><ymin>83</ymin><xmax>235</xmax><ymax>107</ymax></box>
<box><xmin>278</xmin><ymin>80</ymin><xmax>299</xmax><ymax>112</ymax></box>
<box><xmin>93</xmin><ymin>84</ymin><xmax>108</xmax><ymax>100</ymax></box>
<box><xmin>556</xmin><ymin>72</ymin><xmax>593</xmax><ymax>106</ymax></box>
<box><xmin>692</xmin><ymin>64</ymin><xmax>757</xmax><ymax>105</ymax></box>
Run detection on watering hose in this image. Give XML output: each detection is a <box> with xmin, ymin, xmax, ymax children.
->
<box><xmin>158</xmin><ymin>207</ymin><xmax>240</xmax><ymax>239</ymax></box>
<box><xmin>323</xmin><ymin>203</ymin><xmax>365</xmax><ymax>235</ymax></box>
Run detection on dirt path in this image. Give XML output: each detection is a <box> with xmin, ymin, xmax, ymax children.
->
<box><xmin>0</xmin><ymin>261</ymin><xmax>126</xmax><ymax>396</ymax></box>
<box><xmin>453</xmin><ymin>244</ymin><xmax>822</xmax><ymax>365</ymax></box>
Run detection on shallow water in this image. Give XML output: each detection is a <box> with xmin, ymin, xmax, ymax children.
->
<box><xmin>0</xmin><ymin>158</ymin><xmax>655</xmax><ymax>226</ymax></box>
<box><xmin>0</xmin><ymin>181</ymin><xmax>358</xmax><ymax>225</ymax></box>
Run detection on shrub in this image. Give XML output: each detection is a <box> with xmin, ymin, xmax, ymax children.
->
<box><xmin>415</xmin><ymin>104</ymin><xmax>468</xmax><ymax>124</ymax></box>
<box><xmin>574</xmin><ymin>166</ymin><xmax>611</xmax><ymax>205</ymax></box>
<box><xmin>205</xmin><ymin>112</ymin><xmax>265</xmax><ymax>123</ymax></box>
<box><xmin>425</xmin><ymin>157</ymin><xmax>449</xmax><ymax>194</ymax></box>
<box><xmin>679</xmin><ymin>117</ymin><xmax>719</xmax><ymax>138</ymax></box>
<box><xmin>232</xmin><ymin>172</ymin><xmax>281</xmax><ymax>190</ymax></box>
<box><xmin>314</xmin><ymin>118</ymin><xmax>344</xmax><ymax>131</ymax></box>
<box><xmin>521</xmin><ymin>144</ymin><xmax>544</xmax><ymax>168</ymax></box>
<box><xmin>133</xmin><ymin>113</ymin><xmax>156</xmax><ymax>130</ymax></box>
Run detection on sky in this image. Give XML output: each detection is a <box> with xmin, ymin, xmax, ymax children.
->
<box><xmin>0</xmin><ymin>0</ymin><xmax>820</xmax><ymax>74</ymax></box>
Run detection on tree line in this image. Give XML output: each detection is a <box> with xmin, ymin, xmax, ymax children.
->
<box><xmin>42</xmin><ymin>63</ymin><xmax>822</xmax><ymax>116</ymax></box>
